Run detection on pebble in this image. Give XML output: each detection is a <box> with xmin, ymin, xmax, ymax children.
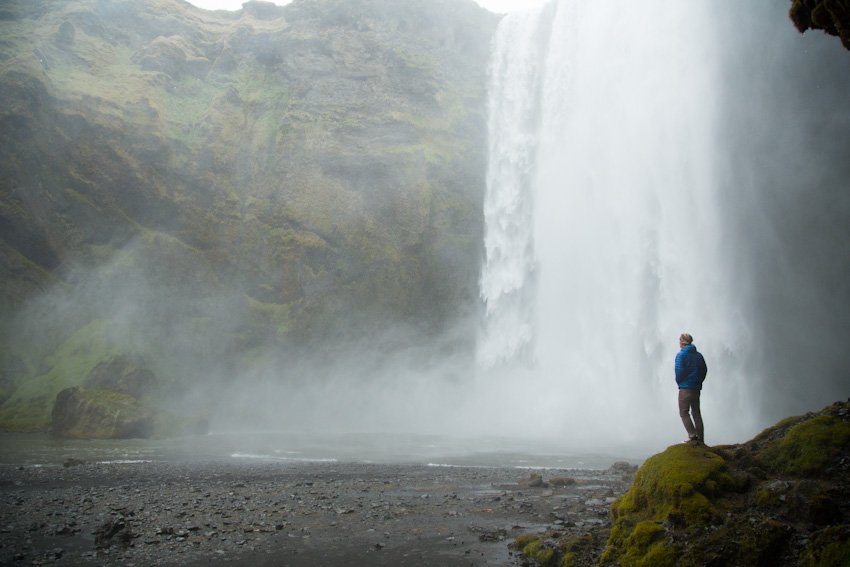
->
<box><xmin>0</xmin><ymin>460</ymin><xmax>631</xmax><ymax>565</ymax></box>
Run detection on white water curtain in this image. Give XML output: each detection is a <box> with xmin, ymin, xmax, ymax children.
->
<box><xmin>479</xmin><ymin>1</ymin><xmax>752</xmax><ymax>450</ymax></box>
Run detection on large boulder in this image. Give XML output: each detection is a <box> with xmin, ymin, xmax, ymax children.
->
<box><xmin>51</xmin><ymin>386</ymin><xmax>155</xmax><ymax>439</ymax></box>
<box><xmin>86</xmin><ymin>354</ymin><xmax>157</xmax><ymax>399</ymax></box>
<box><xmin>51</xmin><ymin>386</ymin><xmax>209</xmax><ymax>439</ymax></box>
<box><xmin>50</xmin><ymin>386</ymin><xmax>209</xmax><ymax>439</ymax></box>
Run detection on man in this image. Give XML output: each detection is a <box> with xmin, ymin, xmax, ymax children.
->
<box><xmin>675</xmin><ymin>333</ymin><xmax>708</xmax><ymax>443</ymax></box>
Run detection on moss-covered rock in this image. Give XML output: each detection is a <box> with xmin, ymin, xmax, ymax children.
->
<box><xmin>86</xmin><ymin>354</ymin><xmax>157</xmax><ymax>399</ymax></box>
<box><xmin>0</xmin><ymin>320</ymin><xmax>117</xmax><ymax>431</ymax></box>
<box><xmin>512</xmin><ymin>534</ymin><xmax>558</xmax><ymax>567</ymax></box>
<box><xmin>802</xmin><ymin>525</ymin><xmax>850</xmax><ymax>566</ymax></box>
<box><xmin>602</xmin><ymin>444</ymin><xmax>733</xmax><ymax>566</ymax></box>
<box><xmin>51</xmin><ymin>386</ymin><xmax>155</xmax><ymax>439</ymax></box>
<box><xmin>601</xmin><ymin>400</ymin><xmax>850</xmax><ymax>567</ymax></box>
<box><xmin>757</xmin><ymin>414</ymin><xmax>850</xmax><ymax>476</ymax></box>
<box><xmin>50</xmin><ymin>385</ymin><xmax>207</xmax><ymax>439</ymax></box>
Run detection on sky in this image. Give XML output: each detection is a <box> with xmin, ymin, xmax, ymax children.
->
<box><xmin>185</xmin><ymin>0</ymin><xmax>547</xmax><ymax>14</ymax></box>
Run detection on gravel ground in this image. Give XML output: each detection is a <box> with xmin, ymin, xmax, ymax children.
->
<box><xmin>0</xmin><ymin>459</ymin><xmax>634</xmax><ymax>566</ymax></box>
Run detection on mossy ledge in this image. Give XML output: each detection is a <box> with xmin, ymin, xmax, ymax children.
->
<box><xmin>513</xmin><ymin>400</ymin><xmax>850</xmax><ymax>567</ymax></box>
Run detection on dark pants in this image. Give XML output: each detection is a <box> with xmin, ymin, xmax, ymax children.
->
<box><xmin>678</xmin><ymin>388</ymin><xmax>704</xmax><ymax>441</ymax></box>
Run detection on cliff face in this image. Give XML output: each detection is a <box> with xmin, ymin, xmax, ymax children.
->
<box><xmin>0</xmin><ymin>0</ymin><xmax>497</xmax><ymax>430</ymax></box>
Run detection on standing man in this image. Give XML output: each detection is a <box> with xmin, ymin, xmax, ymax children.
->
<box><xmin>675</xmin><ymin>333</ymin><xmax>708</xmax><ymax>443</ymax></box>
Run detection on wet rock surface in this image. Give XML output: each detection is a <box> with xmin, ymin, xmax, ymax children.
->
<box><xmin>0</xmin><ymin>459</ymin><xmax>632</xmax><ymax>565</ymax></box>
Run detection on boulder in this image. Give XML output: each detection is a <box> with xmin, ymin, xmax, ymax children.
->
<box><xmin>605</xmin><ymin>460</ymin><xmax>639</xmax><ymax>475</ymax></box>
<box><xmin>518</xmin><ymin>473</ymin><xmax>548</xmax><ymax>488</ymax></box>
<box><xmin>50</xmin><ymin>386</ymin><xmax>155</xmax><ymax>439</ymax></box>
<box><xmin>85</xmin><ymin>355</ymin><xmax>156</xmax><ymax>399</ymax></box>
<box><xmin>50</xmin><ymin>385</ymin><xmax>210</xmax><ymax>439</ymax></box>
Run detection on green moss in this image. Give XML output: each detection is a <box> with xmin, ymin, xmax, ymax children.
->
<box><xmin>605</xmin><ymin>444</ymin><xmax>731</xmax><ymax>565</ymax></box>
<box><xmin>556</xmin><ymin>533</ymin><xmax>598</xmax><ymax>567</ymax></box>
<box><xmin>612</xmin><ymin>444</ymin><xmax>728</xmax><ymax>524</ymax></box>
<box><xmin>736</xmin><ymin>518</ymin><xmax>791</xmax><ymax>565</ymax></box>
<box><xmin>759</xmin><ymin>415</ymin><xmax>850</xmax><ymax>476</ymax></box>
<box><xmin>522</xmin><ymin>539</ymin><xmax>556</xmax><ymax>567</ymax></box>
<box><xmin>755</xmin><ymin>488</ymin><xmax>773</xmax><ymax>507</ymax></box>
<box><xmin>802</xmin><ymin>526</ymin><xmax>850</xmax><ymax>567</ymax></box>
<box><xmin>0</xmin><ymin>320</ymin><xmax>116</xmax><ymax>431</ymax></box>
<box><xmin>513</xmin><ymin>535</ymin><xmax>559</xmax><ymax>567</ymax></box>
<box><xmin>605</xmin><ymin>523</ymin><xmax>671</xmax><ymax>565</ymax></box>
<box><xmin>514</xmin><ymin>534</ymin><xmax>540</xmax><ymax>549</ymax></box>
<box><xmin>625</xmin><ymin>521</ymin><xmax>664</xmax><ymax>550</ymax></box>
<box><xmin>54</xmin><ymin>387</ymin><xmax>152</xmax><ymax>439</ymax></box>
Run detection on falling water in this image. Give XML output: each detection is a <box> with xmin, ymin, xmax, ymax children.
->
<box><xmin>477</xmin><ymin>6</ymin><xmax>554</xmax><ymax>368</ymax></box>
<box><xmin>479</xmin><ymin>1</ymin><xmax>755</xmax><ymax>450</ymax></box>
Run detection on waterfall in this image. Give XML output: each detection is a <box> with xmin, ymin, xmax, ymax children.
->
<box><xmin>478</xmin><ymin>1</ymin><xmax>754</xmax><ymax>449</ymax></box>
<box><xmin>477</xmin><ymin>6</ymin><xmax>554</xmax><ymax>368</ymax></box>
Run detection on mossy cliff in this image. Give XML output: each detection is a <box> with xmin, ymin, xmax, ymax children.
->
<box><xmin>514</xmin><ymin>400</ymin><xmax>850</xmax><ymax>567</ymax></box>
<box><xmin>0</xmin><ymin>0</ymin><xmax>497</xmax><ymax>431</ymax></box>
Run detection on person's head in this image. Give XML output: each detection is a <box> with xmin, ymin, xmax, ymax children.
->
<box><xmin>679</xmin><ymin>333</ymin><xmax>693</xmax><ymax>347</ymax></box>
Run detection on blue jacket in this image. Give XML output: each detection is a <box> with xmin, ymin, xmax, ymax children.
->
<box><xmin>675</xmin><ymin>344</ymin><xmax>707</xmax><ymax>390</ymax></box>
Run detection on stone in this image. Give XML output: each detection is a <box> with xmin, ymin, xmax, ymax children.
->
<box><xmin>51</xmin><ymin>387</ymin><xmax>155</xmax><ymax>439</ymax></box>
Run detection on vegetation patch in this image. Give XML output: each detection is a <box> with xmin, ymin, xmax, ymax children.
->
<box><xmin>0</xmin><ymin>320</ymin><xmax>117</xmax><ymax>431</ymax></box>
<box><xmin>612</xmin><ymin>443</ymin><xmax>730</xmax><ymax>520</ymax></box>
<box><xmin>513</xmin><ymin>534</ymin><xmax>558</xmax><ymax>567</ymax></box>
<box><xmin>757</xmin><ymin>415</ymin><xmax>850</xmax><ymax>476</ymax></box>
<box><xmin>603</xmin><ymin>443</ymin><xmax>733</xmax><ymax>565</ymax></box>
<box><xmin>802</xmin><ymin>525</ymin><xmax>850</xmax><ymax>567</ymax></box>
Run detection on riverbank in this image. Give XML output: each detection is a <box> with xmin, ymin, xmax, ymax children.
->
<box><xmin>0</xmin><ymin>458</ymin><xmax>635</xmax><ymax>566</ymax></box>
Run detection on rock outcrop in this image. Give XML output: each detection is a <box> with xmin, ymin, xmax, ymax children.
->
<box><xmin>511</xmin><ymin>400</ymin><xmax>850</xmax><ymax>566</ymax></box>
<box><xmin>50</xmin><ymin>385</ymin><xmax>208</xmax><ymax>439</ymax></box>
<box><xmin>86</xmin><ymin>355</ymin><xmax>157</xmax><ymax>399</ymax></box>
<box><xmin>602</xmin><ymin>400</ymin><xmax>850</xmax><ymax>566</ymax></box>
<box><xmin>790</xmin><ymin>0</ymin><xmax>850</xmax><ymax>49</ymax></box>
<box><xmin>51</xmin><ymin>386</ymin><xmax>156</xmax><ymax>439</ymax></box>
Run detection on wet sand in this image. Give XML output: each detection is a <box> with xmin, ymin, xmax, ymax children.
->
<box><xmin>0</xmin><ymin>459</ymin><xmax>633</xmax><ymax>565</ymax></box>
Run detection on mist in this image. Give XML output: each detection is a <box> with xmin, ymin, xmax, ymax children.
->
<box><xmin>478</xmin><ymin>0</ymin><xmax>850</xmax><ymax>455</ymax></box>
<box><xmin>2</xmin><ymin>0</ymin><xmax>849</xmax><ymax>463</ymax></box>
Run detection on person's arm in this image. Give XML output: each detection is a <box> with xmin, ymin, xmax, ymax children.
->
<box><xmin>675</xmin><ymin>351</ymin><xmax>686</xmax><ymax>384</ymax></box>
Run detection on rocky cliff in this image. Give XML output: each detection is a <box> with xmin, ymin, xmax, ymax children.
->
<box><xmin>0</xmin><ymin>0</ymin><xmax>497</xmax><ymax>431</ymax></box>
<box><xmin>513</xmin><ymin>400</ymin><xmax>850</xmax><ymax>566</ymax></box>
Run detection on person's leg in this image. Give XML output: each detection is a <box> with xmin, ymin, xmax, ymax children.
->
<box><xmin>691</xmin><ymin>391</ymin><xmax>704</xmax><ymax>442</ymax></box>
<box><xmin>678</xmin><ymin>389</ymin><xmax>697</xmax><ymax>439</ymax></box>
